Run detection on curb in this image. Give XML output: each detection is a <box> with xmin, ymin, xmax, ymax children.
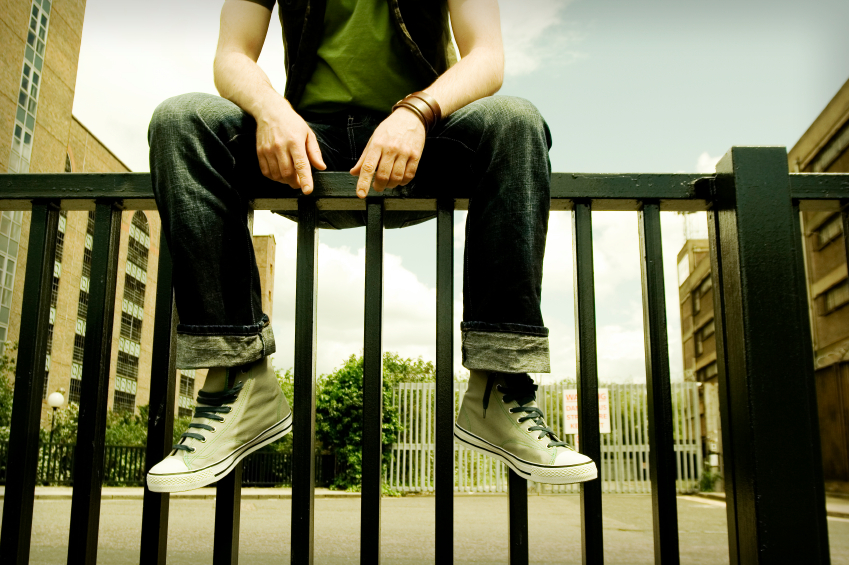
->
<box><xmin>694</xmin><ymin>492</ymin><xmax>849</xmax><ymax>520</ymax></box>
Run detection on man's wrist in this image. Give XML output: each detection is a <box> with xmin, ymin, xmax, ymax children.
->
<box><xmin>392</xmin><ymin>91</ymin><xmax>442</xmax><ymax>133</ymax></box>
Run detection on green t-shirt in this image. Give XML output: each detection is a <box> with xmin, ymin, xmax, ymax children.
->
<box><xmin>297</xmin><ymin>0</ymin><xmax>426</xmax><ymax>115</ymax></box>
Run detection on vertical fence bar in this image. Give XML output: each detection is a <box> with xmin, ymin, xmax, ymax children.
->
<box><xmin>291</xmin><ymin>197</ymin><xmax>319</xmax><ymax>565</ymax></box>
<box><xmin>361</xmin><ymin>198</ymin><xmax>384</xmax><ymax>564</ymax></box>
<box><xmin>508</xmin><ymin>471</ymin><xmax>529</xmax><ymax>565</ymax></box>
<box><xmin>211</xmin><ymin>211</ymin><xmax>254</xmax><ymax>563</ymax></box>
<box><xmin>571</xmin><ymin>200</ymin><xmax>604</xmax><ymax>562</ymax></box>
<box><xmin>0</xmin><ymin>201</ymin><xmax>59</xmax><ymax>565</ymax></box>
<box><xmin>435</xmin><ymin>195</ymin><xmax>454</xmax><ymax>560</ymax></box>
<box><xmin>638</xmin><ymin>201</ymin><xmax>680</xmax><ymax>564</ymax></box>
<box><xmin>213</xmin><ymin>464</ymin><xmax>242</xmax><ymax>565</ymax></box>
<box><xmin>710</xmin><ymin>147</ymin><xmax>829</xmax><ymax>562</ymax></box>
<box><xmin>67</xmin><ymin>200</ymin><xmax>123</xmax><ymax>565</ymax></box>
<box><xmin>140</xmin><ymin>233</ymin><xmax>178</xmax><ymax>565</ymax></box>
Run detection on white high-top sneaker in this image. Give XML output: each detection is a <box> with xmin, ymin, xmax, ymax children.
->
<box><xmin>455</xmin><ymin>370</ymin><xmax>597</xmax><ymax>484</ymax></box>
<box><xmin>147</xmin><ymin>356</ymin><xmax>292</xmax><ymax>492</ymax></box>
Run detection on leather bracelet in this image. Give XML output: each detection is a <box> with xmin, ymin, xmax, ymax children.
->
<box><xmin>392</xmin><ymin>91</ymin><xmax>442</xmax><ymax>133</ymax></box>
<box><xmin>393</xmin><ymin>100</ymin><xmax>432</xmax><ymax>132</ymax></box>
<box><xmin>408</xmin><ymin>91</ymin><xmax>442</xmax><ymax>125</ymax></box>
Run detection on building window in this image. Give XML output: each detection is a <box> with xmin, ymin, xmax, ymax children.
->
<box><xmin>8</xmin><ymin>0</ymin><xmax>52</xmax><ymax>174</ymax></box>
<box><xmin>69</xmin><ymin>376</ymin><xmax>82</xmax><ymax>404</ymax></box>
<box><xmin>694</xmin><ymin>319</ymin><xmax>715</xmax><ymax>357</ymax></box>
<box><xmin>113</xmin><ymin>391</ymin><xmax>135</xmax><ymax>413</ymax></box>
<box><xmin>696</xmin><ymin>362</ymin><xmax>718</xmax><ymax>383</ymax></box>
<box><xmin>70</xmin><ymin>211</ymin><xmax>95</xmax><ymax>393</ymax></box>
<box><xmin>178</xmin><ymin>370</ymin><xmax>196</xmax><ymax>418</ymax></box>
<box><xmin>814</xmin><ymin>214</ymin><xmax>843</xmax><ymax>250</ymax></box>
<box><xmin>819</xmin><ymin>282</ymin><xmax>849</xmax><ymax>315</ymax></box>
<box><xmin>109</xmin><ymin>212</ymin><xmax>150</xmax><ymax>414</ymax></box>
<box><xmin>691</xmin><ymin>275</ymin><xmax>712</xmax><ymax>316</ymax></box>
<box><xmin>0</xmin><ymin>212</ymin><xmax>25</xmax><ymax>348</ymax></box>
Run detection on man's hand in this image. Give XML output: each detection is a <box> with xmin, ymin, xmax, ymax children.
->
<box><xmin>350</xmin><ymin>108</ymin><xmax>426</xmax><ymax>198</ymax></box>
<box><xmin>255</xmin><ymin>95</ymin><xmax>326</xmax><ymax>194</ymax></box>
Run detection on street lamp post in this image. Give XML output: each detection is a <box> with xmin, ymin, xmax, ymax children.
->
<box><xmin>46</xmin><ymin>389</ymin><xmax>65</xmax><ymax>483</ymax></box>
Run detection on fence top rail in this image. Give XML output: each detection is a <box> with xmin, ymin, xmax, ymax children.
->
<box><xmin>2</xmin><ymin>170</ymin><xmax>848</xmax><ymax>213</ymax></box>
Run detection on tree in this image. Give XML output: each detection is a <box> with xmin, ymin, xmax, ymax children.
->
<box><xmin>0</xmin><ymin>343</ymin><xmax>18</xmax><ymax>444</ymax></box>
<box><xmin>315</xmin><ymin>352</ymin><xmax>434</xmax><ymax>490</ymax></box>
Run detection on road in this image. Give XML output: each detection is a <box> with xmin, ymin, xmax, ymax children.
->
<box><xmin>5</xmin><ymin>494</ymin><xmax>849</xmax><ymax>564</ymax></box>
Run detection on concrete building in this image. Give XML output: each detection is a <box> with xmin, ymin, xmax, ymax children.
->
<box><xmin>677</xmin><ymin>238</ymin><xmax>722</xmax><ymax>482</ymax></box>
<box><xmin>1</xmin><ymin>0</ymin><xmax>277</xmax><ymax>425</ymax></box>
<box><xmin>789</xmin><ymin>78</ymin><xmax>849</xmax><ymax>491</ymax></box>
<box><xmin>675</xmin><ymin>77</ymin><xmax>849</xmax><ymax>492</ymax></box>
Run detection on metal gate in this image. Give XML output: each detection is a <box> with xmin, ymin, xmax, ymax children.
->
<box><xmin>388</xmin><ymin>382</ymin><xmax>702</xmax><ymax>494</ymax></box>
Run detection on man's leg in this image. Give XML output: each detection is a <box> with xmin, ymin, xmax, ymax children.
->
<box><xmin>418</xmin><ymin>96</ymin><xmax>596</xmax><ymax>484</ymax></box>
<box><xmin>146</xmin><ymin>93</ymin><xmax>292</xmax><ymax>492</ymax></box>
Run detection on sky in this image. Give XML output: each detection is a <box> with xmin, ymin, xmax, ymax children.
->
<box><xmin>71</xmin><ymin>0</ymin><xmax>849</xmax><ymax>384</ymax></box>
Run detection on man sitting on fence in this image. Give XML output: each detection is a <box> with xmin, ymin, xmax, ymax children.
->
<box><xmin>145</xmin><ymin>0</ymin><xmax>597</xmax><ymax>492</ymax></box>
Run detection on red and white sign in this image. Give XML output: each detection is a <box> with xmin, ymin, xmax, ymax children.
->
<box><xmin>563</xmin><ymin>389</ymin><xmax>610</xmax><ymax>434</ymax></box>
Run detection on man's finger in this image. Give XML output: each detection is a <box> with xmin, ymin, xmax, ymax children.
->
<box><xmin>372</xmin><ymin>153</ymin><xmax>396</xmax><ymax>192</ymax></box>
<box><xmin>291</xmin><ymin>146</ymin><xmax>314</xmax><ymax>195</ymax></box>
<box><xmin>402</xmin><ymin>157</ymin><xmax>419</xmax><ymax>186</ymax></box>
<box><xmin>306</xmin><ymin>130</ymin><xmax>327</xmax><ymax>172</ymax></box>
<box><xmin>387</xmin><ymin>156</ymin><xmax>408</xmax><ymax>189</ymax></box>
<box><xmin>276</xmin><ymin>150</ymin><xmax>298</xmax><ymax>188</ymax></box>
<box><xmin>356</xmin><ymin>147</ymin><xmax>381</xmax><ymax>198</ymax></box>
<box><xmin>258</xmin><ymin>152</ymin><xmax>273</xmax><ymax>180</ymax></box>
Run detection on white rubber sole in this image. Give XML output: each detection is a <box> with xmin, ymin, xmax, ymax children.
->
<box><xmin>454</xmin><ymin>423</ymin><xmax>597</xmax><ymax>485</ymax></box>
<box><xmin>146</xmin><ymin>413</ymin><xmax>293</xmax><ymax>493</ymax></box>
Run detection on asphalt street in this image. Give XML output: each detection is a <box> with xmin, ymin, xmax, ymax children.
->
<box><xmin>5</xmin><ymin>494</ymin><xmax>849</xmax><ymax>564</ymax></box>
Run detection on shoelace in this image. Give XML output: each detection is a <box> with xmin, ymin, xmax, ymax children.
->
<box><xmin>172</xmin><ymin>380</ymin><xmax>245</xmax><ymax>453</ymax></box>
<box><xmin>482</xmin><ymin>373</ymin><xmax>568</xmax><ymax>449</ymax></box>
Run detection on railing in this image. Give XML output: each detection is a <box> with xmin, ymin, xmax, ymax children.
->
<box><xmin>388</xmin><ymin>381</ymin><xmax>702</xmax><ymax>495</ymax></box>
<box><xmin>0</xmin><ymin>442</ymin><xmax>335</xmax><ymax>487</ymax></box>
<box><xmin>1</xmin><ymin>146</ymin><xmax>847</xmax><ymax>564</ymax></box>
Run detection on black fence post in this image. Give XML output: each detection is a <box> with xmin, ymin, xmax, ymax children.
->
<box><xmin>291</xmin><ymin>197</ymin><xmax>318</xmax><ymax>565</ymax></box>
<box><xmin>0</xmin><ymin>200</ymin><xmax>59</xmax><ymax>565</ymax></box>
<box><xmin>638</xmin><ymin>201</ymin><xmax>680</xmax><ymax>564</ymax></box>
<box><xmin>508</xmin><ymin>471</ymin><xmax>529</xmax><ymax>565</ymax></box>
<box><xmin>140</xmin><ymin>234</ymin><xmax>178</xmax><ymax>565</ymax></box>
<box><xmin>711</xmin><ymin>146</ymin><xmax>829</xmax><ymax>563</ymax></box>
<box><xmin>361</xmin><ymin>198</ymin><xmax>384</xmax><ymax>564</ymax></box>
<box><xmin>571</xmin><ymin>200</ymin><xmax>604</xmax><ymax>564</ymax></box>
<box><xmin>706</xmin><ymin>207</ymin><xmax>740</xmax><ymax>562</ymax></box>
<box><xmin>67</xmin><ymin>199</ymin><xmax>124</xmax><ymax>565</ymax></box>
<box><xmin>435</xmin><ymin>196</ymin><xmax>454</xmax><ymax>562</ymax></box>
<box><xmin>214</xmin><ymin>464</ymin><xmax>243</xmax><ymax>565</ymax></box>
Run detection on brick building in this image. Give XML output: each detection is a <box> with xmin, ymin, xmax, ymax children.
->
<box><xmin>1</xmin><ymin>0</ymin><xmax>276</xmax><ymax>425</ymax></box>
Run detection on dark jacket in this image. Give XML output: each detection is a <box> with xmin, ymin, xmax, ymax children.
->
<box><xmin>276</xmin><ymin>0</ymin><xmax>458</xmax><ymax>107</ymax></box>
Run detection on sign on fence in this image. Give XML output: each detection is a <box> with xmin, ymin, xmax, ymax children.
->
<box><xmin>563</xmin><ymin>389</ymin><xmax>610</xmax><ymax>434</ymax></box>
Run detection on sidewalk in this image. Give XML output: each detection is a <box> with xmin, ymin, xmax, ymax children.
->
<box><xmin>696</xmin><ymin>491</ymin><xmax>849</xmax><ymax>519</ymax></box>
<box><xmin>0</xmin><ymin>485</ymin><xmax>359</xmax><ymax>500</ymax></box>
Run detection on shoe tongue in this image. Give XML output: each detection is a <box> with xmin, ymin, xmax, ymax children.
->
<box><xmin>201</xmin><ymin>367</ymin><xmax>229</xmax><ymax>394</ymax></box>
<box><xmin>501</xmin><ymin>373</ymin><xmax>537</xmax><ymax>407</ymax></box>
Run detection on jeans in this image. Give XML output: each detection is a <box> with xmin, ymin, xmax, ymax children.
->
<box><xmin>149</xmin><ymin>93</ymin><xmax>552</xmax><ymax>373</ymax></box>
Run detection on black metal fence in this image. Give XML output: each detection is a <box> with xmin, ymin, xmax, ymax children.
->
<box><xmin>0</xmin><ymin>146</ymin><xmax>846</xmax><ymax>564</ymax></box>
<box><xmin>0</xmin><ymin>442</ymin><xmax>334</xmax><ymax>487</ymax></box>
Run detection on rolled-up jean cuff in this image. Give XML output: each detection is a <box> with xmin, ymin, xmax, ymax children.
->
<box><xmin>461</xmin><ymin>323</ymin><xmax>551</xmax><ymax>374</ymax></box>
<box><xmin>175</xmin><ymin>322</ymin><xmax>276</xmax><ymax>370</ymax></box>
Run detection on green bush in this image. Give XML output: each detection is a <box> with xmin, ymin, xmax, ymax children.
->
<box><xmin>315</xmin><ymin>352</ymin><xmax>434</xmax><ymax>491</ymax></box>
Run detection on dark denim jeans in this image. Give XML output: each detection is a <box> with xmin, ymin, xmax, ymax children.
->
<box><xmin>149</xmin><ymin>93</ymin><xmax>552</xmax><ymax>372</ymax></box>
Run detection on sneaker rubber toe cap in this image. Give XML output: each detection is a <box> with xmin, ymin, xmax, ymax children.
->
<box><xmin>149</xmin><ymin>455</ymin><xmax>189</xmax><ymax>475</ymax></box>
<box><xmin>554</xmin><ymin>450</ymin><xmax>594</xmax><ymax>468</ymax></box>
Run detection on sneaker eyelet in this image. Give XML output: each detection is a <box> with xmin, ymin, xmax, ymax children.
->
<box><xmin>189</xmin><ymin>447</ymin><xmax>196</xmax><ymax>453</ymax></box>
<box><xmin>210</xmin><ymin>427</ymin><xmax>216</xmax><ymax>432</ymax></box>
<box><xmin>200</xmin><ymin>438</ymin><xmax>206</xmax><ymax>443</ymax></box>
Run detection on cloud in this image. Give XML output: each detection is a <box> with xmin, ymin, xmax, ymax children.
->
<box><xmin>253</xmin><ymin>212</ymin><xmax>444</xmax><ymax>377</ymax></box>
<box><xmin>696</xmin><ymin>151</ymin><xmax>722</xmax><ymax>173</ymax></box>
<box><xmin>499</xmin><ymin>0</ymin><xmax>583</xmax><ymax>76</ymax></box>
